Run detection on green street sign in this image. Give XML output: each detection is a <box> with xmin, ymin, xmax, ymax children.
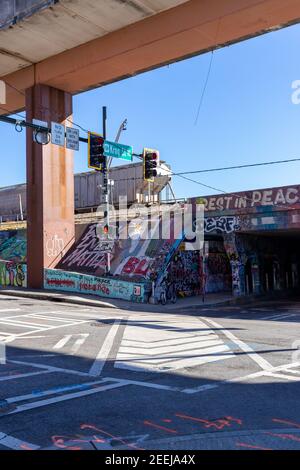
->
<box><xmin>104</xmin><ymin>140</ymin><xmax>133</xmax><ymax>161</ymax></box>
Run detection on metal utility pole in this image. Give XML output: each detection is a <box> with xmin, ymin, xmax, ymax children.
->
<box><xmin>19</xmin><ymin>194</ymin><xmax>24</xmax><ymax>221</ymax></box>
<box><xmin>102</xmin><ymin>106</ymin><xmax>111</xmax><ymax>274</ymax></box>
<box><xmin>107</xmin><ymin>118</ymin><xmax>127</xmax><ymax>169</ymax></box>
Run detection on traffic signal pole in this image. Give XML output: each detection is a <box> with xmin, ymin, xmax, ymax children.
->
<box><xmin>102</xmin><ymin>106</ymin><xmax>111</xmax><ymax>274</ymax></box>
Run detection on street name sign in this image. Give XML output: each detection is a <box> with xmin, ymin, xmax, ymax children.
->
<box><xmin>104</xmin><ymin>140</ymin><xmax>132</xmax><ymax>161</ymax></box>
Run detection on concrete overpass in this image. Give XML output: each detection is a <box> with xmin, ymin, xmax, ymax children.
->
<box><xmin>191</xmin><ymin>184</ymin><xmax>300</xmax><ymax>297</ymax></box>
<box><xmin>1</xmin><ymin>0</ymin><xmax>300</xmax><ymax>288</ymax></box>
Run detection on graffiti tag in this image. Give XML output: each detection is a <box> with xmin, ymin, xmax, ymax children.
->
<box><xmin>205</xmin><ymin>216</ymin><xmax>240</xmax><ymax>233</ymax></box>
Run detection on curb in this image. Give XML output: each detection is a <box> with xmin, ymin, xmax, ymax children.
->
<box><xmin>167</xmin><ymin>289</ymin><xmax>299</xmax><ymax>312</ymax></box>
<box><xmin>0</xmin><ymin>289</ymin><xmax>119</xmax><ymax>309</ymax></box>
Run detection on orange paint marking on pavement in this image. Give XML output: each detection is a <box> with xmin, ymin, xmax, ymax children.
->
<box><xmin>143</xmin><ymin>420</ymin><xmax>178</xmax><ymax>434</ymax></box>
<box><xmin>80</xmin><ymin>424</ymin><xmax>145</xmax><ymax>450</ymax></box>
<box><xmin>266</xmin><ymin>432</ymin><xmax>300</xmax><ymax>443</ymax></box>
<box><xmin>236</xmin><ymin>442</ymin><xmax>273</xmax><ymax>450</ymax></box>
<box><xmin>272</xmin><ymin>418</ymin><xmax>300</xmax><ymax>429</ymax></box>
<box><xmin>175</xmin><ymin>413</ymin><xmax>242</xmax><ymax>430</ymax></box>
<box><xmin>19</xmin><ymin>443</ymin><xmax>36</xmax><ymax>450</ymax></box>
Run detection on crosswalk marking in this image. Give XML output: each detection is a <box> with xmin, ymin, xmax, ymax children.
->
<box><xmin>0</xmin><ymin>319</ymin><xmax>48</xmax><ymax>328</ymax></box>
<box><xmin>115</xmin><ymin>315</ymin><xmax>234</xmax><ymax>372</ymax></box>
<box><xmin>89</xmin><ymin>320</ymin><xmax>121</xmax><ymax>376</ymax></box>
<box><xmin>0</xmin><ymin>312</ymin><xmax>90</xmax><ymax>343</ymax></box>
<box><xmin>118</xmin><ymin>339</ymin><xmax>225</xmax><ymax>357</ymax></box>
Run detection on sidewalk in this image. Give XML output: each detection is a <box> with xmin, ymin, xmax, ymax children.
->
<box><xmin>0</xmin><ymin>286</ymin><xmax>235</xmax><ymax>312</ymax></box>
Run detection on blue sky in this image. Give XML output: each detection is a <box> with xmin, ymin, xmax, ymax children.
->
<box><xmin>1</xmin><ymin>22</ymin><xmax>300</xmax><ymax>199</ymax></box>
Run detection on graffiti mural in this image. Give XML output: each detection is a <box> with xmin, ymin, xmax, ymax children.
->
<box><xmin>0</xmin><ymin>260</ymin><xmax>27</xmax><ymax>287</ymax></box>
<box><xmin>0</xmin><ymin>229</ymin><xmax>26</xmax><ymax>262</ymax></box>
<box><xmin>205</xmin><ymin>216</ymin><xmax>240</xmax><ymax>234</ymax></box>
<box><xmin>191</xmin><ymin>184</ymin><xmax>300</xmax><ymax>211</ymax></box>
<box><xmin>205</xmin><ymin>240</ymin><xmax>232</xmax><ymax>293</ymax></box>
<box><xmin>44</xmin><ymin>269</ymin><xmax>147</xmax><ymax>303</ymax></box>
<box><xmin>0</xmin><ymin>230</ymin><xmax>27</xmax><ymax>287</ymax></box>
<box><xmin>168</xmin><ymin>251</ymin><xmax>201</xmax><ymax>297</ymax></box>
<box><xmin>58</xmin><ymin>223</ymin><xmax>182</xmax><ymax>283</ymax></box>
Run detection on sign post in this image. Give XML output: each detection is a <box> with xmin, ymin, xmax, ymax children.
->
<box><xmin>102</xmin><ymin>107</ymin><xmax>111</xmax><ymax>275</ymax></box>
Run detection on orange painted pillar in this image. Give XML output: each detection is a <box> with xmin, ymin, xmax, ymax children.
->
<box><xmin>26</xmin><ymin>84</ymin><xmax>75</xmax><ymax>288</ymax></box>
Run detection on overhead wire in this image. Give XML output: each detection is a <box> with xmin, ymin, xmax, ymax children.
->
<box><xmin>1</xmin><ymin>81</ymin><xmax>299</xmax><ymax>211</ymax></box>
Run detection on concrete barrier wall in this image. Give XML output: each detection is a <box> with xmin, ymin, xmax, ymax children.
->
<box><xmin>44</xmin><ymin>268</ymin><xmax>148</xmax><ymax>303</ymax></box>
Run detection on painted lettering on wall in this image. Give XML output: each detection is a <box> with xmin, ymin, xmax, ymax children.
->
<box><xmin>191</xmin><ymin>185</ymin><xmax>300</xmax><ymax>212</ymax></box>
<box><xmin>44</xmin><ymin>269</ymin><xmax>147</xmax><ymax>303</ymax></box>
<box><xmin>205</xmin><ymin>216</ymin><xmax>240</xmax><ymax>233</ymax></box>
<box><xmin>0</xmin><ymin>261</ymin><xmax>27</xmax><ymax>287</ymax></box>
<box><xmin>46</xmin><ymin>234</ymin><xmax>65</xmax><ymax>258</ymax></box>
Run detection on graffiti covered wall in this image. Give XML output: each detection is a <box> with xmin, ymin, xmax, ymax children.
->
<box><xmin>191</xmin><ymin>185</ymin><xmax>300</xmax><ymax>212</ymax></box>
<box><xmin>0</xmin><ymin>229</ymin><xmax>26</xmax><ymax>262</ymax></box>
<box><xmin>0</xmin><ymin>229</ymin><xmax>27</xmax><ymax>287</ymax></box>
<box><xmin>44</xmin><ymin>269</ymin><xmax>148</xmax><ymax>302</ymax></box>
<box><xmin>57</xmin><ymin>222</ymin><xmax>182</xmax><ymax>283</ymax></box>
<box><xmin>168</xmin><ymin>251</ymin><xmax>201</xmax><ymax>297</ymax></box>
<box><xmin>0</xmin><ymin>260</ymin><xmax>27</xmax><ymax>287</ymax></box>
<box><xmin>205</xmin><ymin>241</ymin><xmax>232</xmax><ymax>293</ymax></box>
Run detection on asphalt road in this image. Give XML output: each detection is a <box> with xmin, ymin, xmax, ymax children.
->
<box><xmin>0</xmin><ymin>295</ymin><xmax>299</xmax><ymax>450</ymax></box>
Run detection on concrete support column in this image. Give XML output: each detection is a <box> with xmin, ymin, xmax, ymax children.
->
<box><xmin>251</xmin><ymin>258</ymin><xmax>261</xmax><ymax>294</ymax></box>
<box><xmin>224</xmin><ymin>234</ymin><xmax>246</xmax><ymax>297</ymax></box>
<box><xmin>26</xmin><ymin>84</ymin><xmax>75</xmax><ymax>288</ymax></box>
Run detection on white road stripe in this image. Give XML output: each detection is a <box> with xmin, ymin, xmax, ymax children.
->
<box><xmin>121</xmin><ymin>334</ymin><xmax>219</xmax><ymax>349</ymax></box>
<box><xmin>53</xmin><ymin>335</ymin><xmax>72</xmax><ymax>350</ymax></box>
<box><xmin>202</xmin><ymin>317</ymin><xmax>273</xmax><ymax>371</ymax></box>
<box><xmin>71</xmin><ymin>334</ymin><xmax>89</xmax><ymax>355</ymax></box>
<box><xmin>89</xmin><ymin>320</ymin><xmax>121</xmax><ymax>376</ymax></box>
<box><xmin>0</xmin><ymin>433</ymin><xmax>39</xmax><ymax>450</ymax></box>
<box><xmin>263</xmin><ymin>372</ymin><xmax>300</xmax><ymax>381</ymax></box>
<box><xmin>106</xmin><ymin>377</ymin><xmax>180</xmax><ymax>392</ymax></box>
<box><xmin>5</xmin><ymin>378</ymin><xmax>113</xmax><ymax>404</ymax></box>
<box><xmin>0</xmin><ymin>320</ymin><xmax>41</xmax><ymax>329</ymax></box>
<box><xmin>116</xmin><ymin>345</ymin><xmax>231</xmax><ymax>371</ymax></box>
<box><xmin>0</xmin><ymin>370</ymin><xmax>52</xmax><ymax>382</ymax></box>
<box><xmin>28</xmin><ymin>314</ymin><xmax>83</xmax><ymax>323</ymax></box>
<box><xmin>0</xmin><ymin>318</ymin><xmax>91</xmax><ymax>343</ymax></box>
<box><xmin>117</xmin><ymin>341</ymin><xmax>226</xmax><ymax>361</ymax></box>
<box><xmin>118</xmin><ymin>336</ymin><xmax>223</xmax><ymax>358</ymax></box>
<box><xmin>183</xmin><ymin>361</ymin><xmax>300</xmax><ymax>393</ymax></box>
<box><xmin>0</xmin><ymin>309</ymin><xmax>21</xmax><ymax>313</ymax></box>
<box><xmin>10</xmin><ymin>359</ymin><xmax>92</xmax><ymax>377</ymax></box>
<box><xmin>115</xmin><ymin>315</ymin><xmax>234</xmax><ymax>372</ymax></box>
<box><xmin>5</xmin><ymin>382</ymin><xmax>127</xmax><ymax>417</ymax></box>
<box><xmin>53</xmin><ymin>334</ymin><xmax>89</xmax><ymax>355</ymax></box>
<box><xmin>284</xmin><ymin>369</ymin><xmax>300</xmax><ymax>375</ymax></box>
<box><xmin>261</xmin><ymin>313</ymin><xmax>296</xmax><ymax>320</ymax></box>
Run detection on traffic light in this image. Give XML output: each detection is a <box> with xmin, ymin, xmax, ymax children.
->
<box><xmin>88</xmin><ymin>131</ymin><xmax>105</xmax><ymax>171</ymax></box>
<box><xmin>143</xmin><ymin>148</ymin><xmax>159</xmax><ymax>182</ymax></box>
